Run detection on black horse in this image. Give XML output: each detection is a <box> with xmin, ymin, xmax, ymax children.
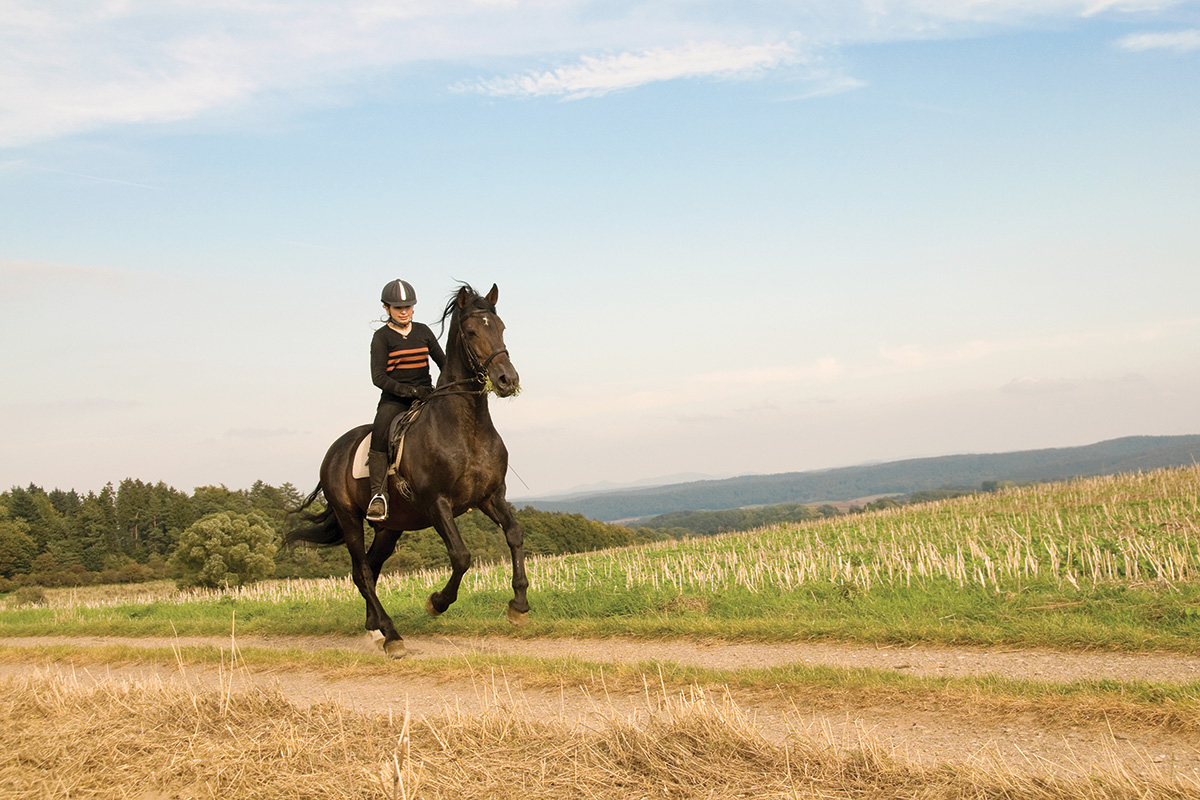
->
<box><xmin>286</xmin><ymin>283</ymin><xmax>528</xmax><ymax>658</ymax></box>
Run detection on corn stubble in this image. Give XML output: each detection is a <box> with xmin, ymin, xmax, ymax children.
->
<box><xmin>1</xmin><ymin>671</ymin><xmax>1195</xmax><ymax>800</ymax></box>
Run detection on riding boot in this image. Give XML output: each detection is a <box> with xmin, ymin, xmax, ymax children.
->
<box><xmin>366</xmin><ymin>449</ymin><xmax>389</xmax><ymax>522</ymax></box>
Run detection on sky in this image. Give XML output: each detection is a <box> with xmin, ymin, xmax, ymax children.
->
<box><xmin>1</xmin><ymin>1</ymin><xmax>1198</xmax><ymax>501</ymax></box>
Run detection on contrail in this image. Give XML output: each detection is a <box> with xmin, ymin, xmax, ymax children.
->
<box><xmin>4</xmin><ymin>161</ymin><xmax>164</xmax><ymax>190</ymax></box>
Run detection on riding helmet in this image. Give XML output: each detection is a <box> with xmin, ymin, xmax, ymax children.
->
<box><xmin>381</xmin><ymin>278</ymin><xmax>417</xmax><ymax>307</ymax></box>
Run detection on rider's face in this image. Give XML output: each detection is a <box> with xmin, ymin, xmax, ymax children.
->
<box><xmin>387</xmin><ymin>304</ymin><xmax>414</xmax><ymax>326</ymax></box>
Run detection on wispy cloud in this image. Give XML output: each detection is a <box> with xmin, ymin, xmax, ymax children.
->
<box><xmin>1115</xmin><ymin>28</ymin><xmax>1200</xmax><ymax>51</ymax></box>
<box><xmin>224</xmin><ymin>427</ymin><xmax>302</xmax><ymax>439</ymax></box>
<box><xmin>1</xmin><ymin>1</ymin><xmax>1194</xmax><ymax>146</ymax></box>
<box><xmin>999</xmin><ymin>373</ymin><xmax>1149</xmax><ymax>396</ymax></box>
<box><xmin>2</xmin><ymin>161</ymin><xmax>164</xmax><ymax>190</ymax></box>
<box><xmin>459</xmin><ymin>41</ymin><xmax>801</xmax><ymax>99</ymax></box>
<box><xmin>878</xmin><ymin>340</ymin><xmax>1003</xmax><ymax>369</ymax></box>
<box><xmin>999</xmin><ymin>376</ymin><xmax>1080</xmax><ymax>395</ymax></box>
<box><xmin>693</xmin><ymin>358</ymin><xmax>847</xmax><ymax>388</ymax></box>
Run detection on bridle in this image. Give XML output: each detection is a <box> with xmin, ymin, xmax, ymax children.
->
<box><xmin>425</xmin><ymin>308</ymin><xmax>508</xmax><ymax>399</ymax></box>
<box><xmin>459</xmin><ymin>309</ymin><xmax>509</xmax><ymax>377</ymax></box>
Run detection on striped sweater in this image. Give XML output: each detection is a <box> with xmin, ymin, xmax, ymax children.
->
<box><xmin>370</xmin><ymin>321</ymin><xmax>446</xmax><ymax>400</ymax></box>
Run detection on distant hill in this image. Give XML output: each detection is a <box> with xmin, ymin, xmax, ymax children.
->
<box><xmin>519</xmin><ymin>435</ymin><xmax>1200</xmax><ymax>522</ymax></box>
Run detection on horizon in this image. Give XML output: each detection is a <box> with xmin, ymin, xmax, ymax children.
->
<box><xmin>3</xmin><ymin>2</ymin><xmax>1198</xmax><ymax>498</ymax></box>
<box><xmin>508</xmin><ymin>432</ymin><xmax>1200</xmax><ymax>502</ymax></box>
<box><xmin>8</xmin><ymin>431</ymin><xmax>1192</xmax><ymax>501</ymax></box>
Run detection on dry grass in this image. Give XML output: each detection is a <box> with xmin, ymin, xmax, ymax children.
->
<box><xmin>2</xmin><ymin>671</ymin><xmax>1197</xmax><ymax>800</ymax></box>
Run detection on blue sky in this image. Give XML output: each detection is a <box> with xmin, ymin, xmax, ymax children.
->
<box><xmin>2</xmin><ymin>1</ymin><xmax>1198</xmax><ymax>499</ymax></box>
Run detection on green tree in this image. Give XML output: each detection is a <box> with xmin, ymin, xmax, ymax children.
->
<box><xmin>0</xmin><ymin>513</ymin><xmax>36</xmax><ymax>578</ymax></box>
<box><xmin>170</xmin><ymin>511</ymin><xmax>278</xmax><ymax>589</ymax></box>
<box><xmin>191</xmin><ymin>485</ymin><xmax>252</xmax><ymax>517</ymax></box>
<box><xmin>47</xmin><ymin>488</ymin><xmax>81</xmax><ymax>516</ymax></box>
<box><xmin>73</xmin><ymin>485</ymin><xmax>121</xmax><ymax>571</ymax></box>
<box><xmin>115</xmin><ymin>478</ymin><xmax>194</xmax><ymax>559</ymax></box>
<box><xmin>248</xmin><ymin>481</ymin><xmax>303</xmax><ymax>528</ymax></box>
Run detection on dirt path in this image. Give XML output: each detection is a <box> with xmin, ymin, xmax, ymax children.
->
<box><xmin>3</xmin><ymin>634</ymin><xmax>1199</xmax><ymax>778</ymax></box>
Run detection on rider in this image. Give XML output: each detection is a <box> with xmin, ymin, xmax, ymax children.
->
<box><xmin>367</xmin><ymin>278</ymin><xmax>446</xmax><ymax>521</ymax></box>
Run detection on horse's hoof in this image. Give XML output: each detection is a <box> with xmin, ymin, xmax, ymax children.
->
<box><xmin>383</xmin><ymin>639</ymin><xmax>407</xmax><ymax>660</ymax></box>
<box><xmin>368</xmin><ymin>629</ymin><xmax>385</xmax><ymax>648</ymax></box>
<box><xmin>506</xmin><ymin>606</ymin><xmax>529</xmax><ymax>627</ymax></box>
<box><xmin>426</xmin><ymin>596</ymin><xmax>442</xmax><ymax>617</ymax></box>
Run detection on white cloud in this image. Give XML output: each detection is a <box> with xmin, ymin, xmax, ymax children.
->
<box><xmin>460</xmin><ymin>40</ymin><xmax>801</xmax><ymax>99</ymax></box>
<box><xmin>999</xmin><ymin>373</ymin><xmax>1150</xmax><ymax>395</ymax></box>
<box><xmin>999</xmin><ymin>376</ymin><xmax>1079</xmax><ymax>395</ymax></box>
<box><xmin>789</xmin><ymin>75</ymin><xmax>869</xmax><ymax>99</ymax></box>
<box><xmin>877</xmin><ymin>340</ymin><xmax>1002</xmax><ymax>369</ymax></box>
<box><xmin>693</xmin><ymin>358</ymin><xmax>847</xmax><ymax>389</ymax></box>
<box><xmin>1116</xmin><ymin>28</ymin><xmax>1200</xmax><ymax>51</ymax></box>
<box><xmin>1135</xmin><ymin>317</ymin><xmax>1200</xmax><ymax>341</ymax></box>
<box><xmin>0</xmin><ymin>0</ymin><xmax>1195</xmax><ymax>146</ymax></box>
<box><xmin>0</xmin><ymin>1</ymin><xmax>503</xmax><ymax>146</ymax></box>
<box><xmin>224</xmin><ymin>427</ymin><xmax>303</xmax><ymax>439</ymax></box>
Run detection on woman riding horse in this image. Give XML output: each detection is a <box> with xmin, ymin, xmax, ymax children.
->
<box><xmin>288</xmin><ymin>283</ymin><xmax>528</xmax><ymax>659</ymax></box>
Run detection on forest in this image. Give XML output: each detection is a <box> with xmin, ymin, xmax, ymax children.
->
<box><xmin>0</xmin><ymin>478</ymin><xmax>667</xmax><ymax>591</ymax></box>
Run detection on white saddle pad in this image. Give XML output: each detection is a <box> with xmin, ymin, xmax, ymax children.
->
<box><xmin>351</xmin><ymin>433</ymin><xmax>371</xmax><ymax>479</ymax></box>
<box><xmin>351</xmin><ymin>432</ymin><xmax>405</xmax><ymax>479</ymax></box>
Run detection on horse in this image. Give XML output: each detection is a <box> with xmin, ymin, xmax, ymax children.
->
<box><xmin>286</xmin><ymin>283</ymin><xmax>529</xmax><ymax>658</ymax></box>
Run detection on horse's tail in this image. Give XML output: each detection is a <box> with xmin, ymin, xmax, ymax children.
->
<box><xmin>284</xmin><ymin>484</ymin><xmax>344</xmax><ymax>547</ymax></box>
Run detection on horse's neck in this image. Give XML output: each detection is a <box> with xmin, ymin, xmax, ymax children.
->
<box><xmin>439</xmin><ymin>317</ymin><xmax>481</xmax><ymax>388</ymax></box>
<box><xmin>433</xmin><ymin>324</ymin><xmax>492</xmax><ymax>428</ymax></box>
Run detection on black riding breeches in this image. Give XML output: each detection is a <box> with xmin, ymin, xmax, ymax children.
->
<box><xmin>371</xmin><ymin>398</ymin><xmax>413</xmax><ymax>453</ymax></box>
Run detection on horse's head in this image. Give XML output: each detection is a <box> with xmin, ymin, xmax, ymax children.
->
<box><xmin>452</xmin><ymin>283</ymin><xmax>520</xmax><ymax>397</ymax></box>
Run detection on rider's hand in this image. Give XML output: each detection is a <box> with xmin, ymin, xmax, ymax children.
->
<box><xmin>416</xmin><ymin>386</ymin><xmax>433</xmax><ymax>400</ymax></box>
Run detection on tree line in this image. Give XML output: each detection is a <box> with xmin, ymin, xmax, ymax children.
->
<box><xmin>0</xmin><ymin>479</ymin><xmax>667</xmax><ymax>592</ymax></box>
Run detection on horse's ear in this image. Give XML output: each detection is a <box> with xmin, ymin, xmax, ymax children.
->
<box><xmin>486</xmin><ymin>283</ymin><xmax>499</xmax><ymax>306</ymax></box>
<box><xmin>456</xmin><ymin>286</ymin><xmax>471</xmax><ymax>309</ymax></box>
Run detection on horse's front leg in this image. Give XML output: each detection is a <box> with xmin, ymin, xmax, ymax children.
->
<box><xmin>479</xmin><ymin>489</ymin><xmax>529</xmax><ymax>626</ymax></box>
<box><xmin>425</xmin><ymin>497</ymin><xmax>472</xmax><ymax>617</ymax></box>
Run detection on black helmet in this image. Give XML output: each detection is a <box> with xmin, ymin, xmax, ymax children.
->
<box><xmin>381</xmin><ymin>278</ymin><xmax>417</xmax><ymax>307</ymax></box>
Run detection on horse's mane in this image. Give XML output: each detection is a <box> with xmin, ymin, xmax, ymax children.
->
<box><xmin>439</xmin><ymin>283</ymin><xmax>494</xmax><ymax>335</ymax></box>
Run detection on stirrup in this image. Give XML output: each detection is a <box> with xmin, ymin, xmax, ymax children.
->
<box><xmin>366</xmin><ymin>493</ymin><xmax>388</xmax><ymax>522</ymax></box>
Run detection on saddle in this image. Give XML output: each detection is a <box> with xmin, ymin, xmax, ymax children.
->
<box><xmin>351</xmin><ymin>402</ymin><xmax>425</xmax><ymax>495</ymax></box>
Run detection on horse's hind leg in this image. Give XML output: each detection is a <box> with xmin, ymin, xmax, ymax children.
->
<box><xmin>365</xmin><ymin>527</ymin><xmax>401</xmax><ymax>644</ymax></box>
<box><xmin>425</xmin><ymin>497</ymin><xmax>472</xmax><ymax>617</ymax></box>
<box><xmin>338</xmin><ymin>510</ymin><xmax>406</xmax><ymax>658</ymax></box>
<box><xmin>479</xmin><ymin>490</ymin><xmax>529</xmax><ymax>626</ymax></box>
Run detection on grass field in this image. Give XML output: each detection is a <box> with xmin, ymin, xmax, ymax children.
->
<box><xmin>4</xmin><ymin>465</ymin><xmax>1199</xmax><ymax>651</ymax></box>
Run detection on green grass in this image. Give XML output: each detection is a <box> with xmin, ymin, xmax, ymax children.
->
<box><xmin>3</xmin><ymin>466</ymin><xmax>1199</xmax><ymax>651</ymax></box>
